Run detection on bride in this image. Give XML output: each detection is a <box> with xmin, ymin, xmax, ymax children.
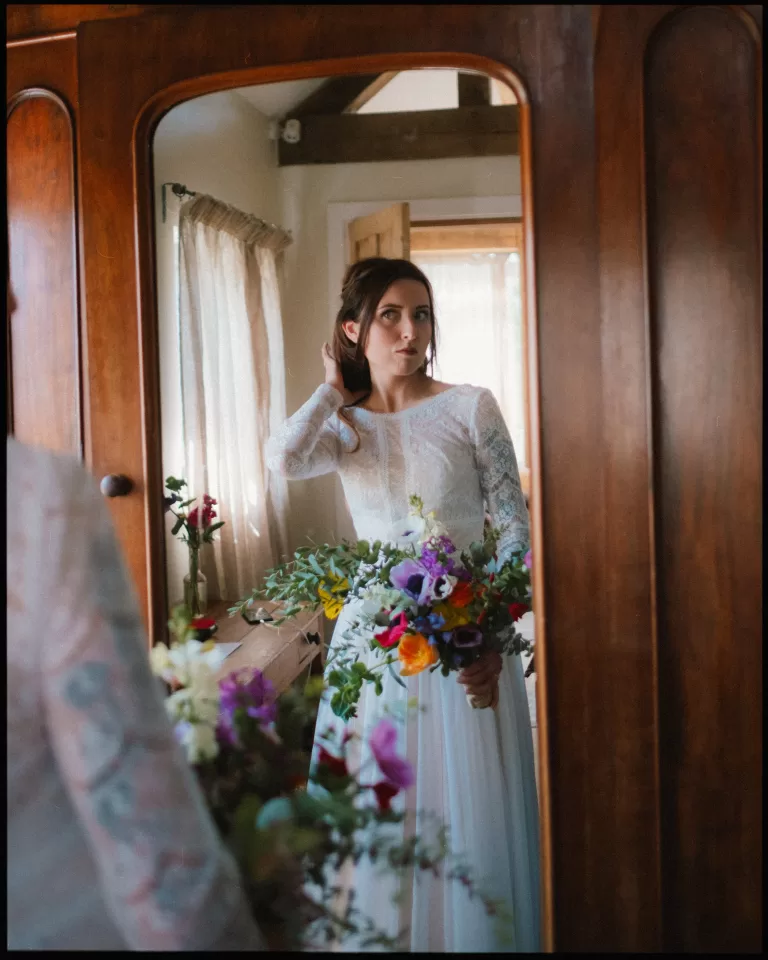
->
<box><xmin>266</xmin><ymin>257</ymin><xmax>540</xmax><ymax>952</ymax></box>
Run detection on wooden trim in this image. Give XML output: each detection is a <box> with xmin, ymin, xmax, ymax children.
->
<box><xmin>6</xmin><ymin>31</ymin><xmax>76</xmax><ymax>47</ymax></box>
<box><xmin>277</xmin><ymin>104</ymin><xmax>519</xmax><ymax>165</ymax></box>
<box><xmin>410</xmin><ymin>220</ymin><xmax>523</xmax><ymax>252</ymax></box>
<box><xmin>5</xmin><ymin>5</ymin><xmax>211</xmax><ymax>41</ymax></box>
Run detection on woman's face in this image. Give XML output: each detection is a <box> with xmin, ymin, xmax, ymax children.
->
<box><xmin>344</xmin><ymin>278</ymin><xmax>433</xmax><ymax>378</ymax></box>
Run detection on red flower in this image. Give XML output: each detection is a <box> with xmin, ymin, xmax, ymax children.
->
<box><xmin>508</xmin><ymin>602</ymin><xmax>529</xmax><ymax>622</ymax></box>
<box><xmin>191</xmin><ymin>617</ymin><xmax>216</xmax><ymax>630</ymax></box>
<box><xmin>203</xmin><ymin>494</ymin><xmax>217</xmax><ymax>506</ymax></box>
<box><xmin>187</xmin><ymin>507</ymin><xmax>200</xmax><ymax>527</ymax></box>
<box><xmin>317</xmin><ymin>746</ymin><xmax>348</xmax><ymax>778</ymax></box>
<box><xmin>375</xmin><ymin>611</ymin><xmax>409</xmax><ymax>650</ymax></box>
<box><xmin>372</xmin><ymin>780</ymin><xmax>399</xmax><ymax>812</ymax></box>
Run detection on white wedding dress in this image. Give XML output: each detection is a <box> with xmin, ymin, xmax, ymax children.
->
<box><xmin>266</xmin><ymin>383</ymin><xmax>540</xmax><ymax>953</ymax></box>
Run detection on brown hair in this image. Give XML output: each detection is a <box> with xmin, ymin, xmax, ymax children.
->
<box><xmin>331</xmin><ymin>257</ymin><xmax>438</xmax><ymax>451</ymax></box>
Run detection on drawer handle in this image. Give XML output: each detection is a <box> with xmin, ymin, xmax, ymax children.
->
<box><xmin>100</xmin><ymin>474</ymin><xmax>133</xmax><ymax>498</ymax></box>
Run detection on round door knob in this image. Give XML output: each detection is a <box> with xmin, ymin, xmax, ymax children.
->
<box><xmin>100</xmin><ymin>474</ymin><xmax>133</xmax><ymax>498</ymax></box>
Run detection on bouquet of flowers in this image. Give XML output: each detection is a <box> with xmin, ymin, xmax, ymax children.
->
<box><xmin>150</xmin><ymin>604</ymin><xmax>511</xmax><ymax>950</ymax></box>
<box><xmin>164</xmin><ymin>476</ymin><xmax>224</xmax><ymax>615</ymax></box>
<box><xmin>233</xmin><ymin>495</ymin><xmax>533</xmax><ymax>721</ymax></box>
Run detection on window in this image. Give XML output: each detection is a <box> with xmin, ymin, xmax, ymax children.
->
<box><xmin>411</xmin><ymin>220</ymin><xmax>530</xmax><ymax>496</ymax></box>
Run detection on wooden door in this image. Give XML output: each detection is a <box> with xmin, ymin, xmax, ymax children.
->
<box><xmin>347</xmin><ymin>201</ymin><xmax>410</xmax><ymax>262</ymax></box>
<box><xmin>5</xmin><ymin>3</ymin><xmax>762</xmax><ymax>952</ymax></box>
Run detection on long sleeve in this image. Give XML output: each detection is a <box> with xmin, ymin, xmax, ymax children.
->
<box><xmin>265</xmin><ymin>383</ymin><xmax>346</xmax><ymax>479</ymax></box>
<box><xmin>41</xmin><ymin>463</ymin><xmax>264</xmax><ymax>951</ymax></box>
<box><xmin>471</xmin><ymin>387</ymin><xmax>530</xmax><ymax>562</ymax></box>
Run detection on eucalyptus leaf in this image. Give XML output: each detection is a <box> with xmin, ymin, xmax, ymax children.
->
<box><xmin>387</xmin><ymin>662</ymin><xmax>407</xmax><ymax>689</ymax></box>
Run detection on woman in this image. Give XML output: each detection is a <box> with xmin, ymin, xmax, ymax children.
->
<box><xmin>6</xmin><ymin>285</ymin><xmax>264</xmax><ymax>949</ymax></box>
<box><xmin>266</xmin><ymin>257</ymin><xmax>540</xmax><ymax>952</ymax></box>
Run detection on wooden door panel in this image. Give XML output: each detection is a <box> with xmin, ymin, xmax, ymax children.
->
<box><xmin>7</xmin><ymin>36</ymin><xmax>84</xmax><ymax>458</ymax></box>
<box><xmin>7</xmin><ymin>62</ymin><xmax>82</xmax><ymax>456</ymax></box>
<box><xmin>644</xmin><ymin>7</ymin><xmax>762</xmax><ymax>951</ymax></box>
<box><xmin>596</xmin><ymin>4</ymin><xmax>762</xmax><ymax>952</ymax></box>
<box><xmin>74</xmin><ymin>7</ymin><xmax>606</xmax><ymax>950</ymax></box>
<box><xmin>348</xmin><ymin>202</ymin><xmax>410</xmax><ymax>263</ymax></box>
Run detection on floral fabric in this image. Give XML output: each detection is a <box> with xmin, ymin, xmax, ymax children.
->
<box><xmin>6</xmin><ymin>437</ymin><xmax>263</xmax><ymax>950</ymax></box>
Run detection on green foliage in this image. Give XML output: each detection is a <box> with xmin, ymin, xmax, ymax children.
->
<box><xmin>165</xmin><ymin>475</ymin><xmax>187</xmax><ymax>492</ymax></box>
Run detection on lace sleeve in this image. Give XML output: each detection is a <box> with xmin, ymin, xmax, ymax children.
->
<box><xmin>265</xmin><ymin>383</ymin><xmax>345</xmax><ymax>479</ymax></box>
<box><xmin>471</xmin><ymin>388</ymin><xmax>530</xmax><ymax>563</ymax></box>
<box><xmin>41</xmin><ymin>466</ymin><xmax>264</xmax><ymax>951</ymax></box>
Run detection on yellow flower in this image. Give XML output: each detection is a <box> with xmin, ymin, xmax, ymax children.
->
<box><xmin>317</xmin><ymin>575</ymin><xmax>349</xmax><ymax>620</ymax></box>
<box><xmin>398</xmin><ymin>632</ymin><xmax>439</xmax><ymax>677</ymax></box>
<box><xmin>432</xmin><ymin>602</ymin><xmax>471</xmax><ymax>631</ymax></box>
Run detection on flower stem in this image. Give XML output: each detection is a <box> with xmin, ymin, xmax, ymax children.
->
<box><xmin>189</xmin><ymin>545</ymin><xmax>200</xmax><ymax>615</ymax></box>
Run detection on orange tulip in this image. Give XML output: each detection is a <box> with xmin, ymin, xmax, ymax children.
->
<box><xmin>397</xmin><ymin>632</ymin><xmax>439</xmax><ymax>677</ymax></box>
<box><xmin>447</xmin><ymin>581</ymin><xmax>474</xmax><ymax>608</ymax></box>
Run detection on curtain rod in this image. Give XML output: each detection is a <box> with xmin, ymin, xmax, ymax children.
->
<box><xmin>160</xmin><ymin>182</ymin><xmax>292</xmax><ymax>246</ymax></box>
<box><xmin>161</xmin><ymin>181</ymin><xmax>197</xmax><ymax>223</ymax></box>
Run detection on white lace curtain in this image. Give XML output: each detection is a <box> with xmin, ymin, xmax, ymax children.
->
<box><xmin>178</xmin><ymin>194</ymin><xmax>291</xmax><ymax>603</ymax></box>
<box><xmin>412</xmin><ymin>251</ymin><xmax>527</xmax><ymax>467</ymax></box>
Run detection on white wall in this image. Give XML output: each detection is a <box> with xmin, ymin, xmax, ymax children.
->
<box><xmin>154</xmin><ymin>77</ymin><xmax>520</xmax><ymax>605</ymax></box>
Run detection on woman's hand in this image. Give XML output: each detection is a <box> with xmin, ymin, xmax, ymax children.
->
<box><xmin>457</xmin><ymin>650</ymin><xmax>503</xmax><ymax>709</ymax></box>
<box><xmin>322</xmin><ymin>343</ymin><xmax>364</xmax><ymax>406</ymax></box>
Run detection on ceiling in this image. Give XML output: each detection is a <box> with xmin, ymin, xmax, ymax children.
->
<box><xmin>234</xmin><ymin>70</ymin><xmax>515</xmax><ymax>119</ymax></box>
<box><xmin>234</xmin><ymin>77</ymin><xmax>327</xmax><ymax>118</ymax></box>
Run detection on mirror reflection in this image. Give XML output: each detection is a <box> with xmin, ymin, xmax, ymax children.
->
<box><xmin>153</xmin><ymin>67</ymin><xmax>539</xmax><ymax>952</ymax></box>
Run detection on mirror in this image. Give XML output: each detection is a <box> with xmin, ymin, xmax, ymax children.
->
<box><xmin>153</xmin><ymin>64</ymin><xmax>539</xmax><ymax>951</ymax></box>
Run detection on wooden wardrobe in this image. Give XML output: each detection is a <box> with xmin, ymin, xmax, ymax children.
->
<box><xmin>6</xmin><ymin>4</ymin><xmax>762</xmax><ymax>952</ymax></box>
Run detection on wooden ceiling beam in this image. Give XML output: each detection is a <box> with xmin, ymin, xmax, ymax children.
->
<box><xmin>285</xmin><ymin>73</ymin><xmax>396</xmax><ymax>120</ymax></box>
<box><xmin>277</xmin><ymin>104</ymin><xmax>518</xmax><ymax>165</ymax></box>
<box><xmin>342</xmin><ymin>72</ymin><xmax>398</xmax><ymax>113</ymax></box>
<box><xmin>457</xmin><ymin>71</ymin><xmax>491</xmax><ymax>107</ymax></box>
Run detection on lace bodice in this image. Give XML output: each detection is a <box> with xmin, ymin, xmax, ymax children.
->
<box><xmin>6</xmin><ymin>437</ymin><xmax>263</xmax><ymax>950</ymax></box>
<box><xmin>266</xmin><ymin>383</ymin><xmax>529</xmax><ymax>560</ymax></box>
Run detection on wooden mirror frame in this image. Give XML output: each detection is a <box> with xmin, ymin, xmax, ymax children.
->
<box><xmin>134</xmin><ymin>50</ymin><xmax>552</xmax><ymax>946</ymax></box>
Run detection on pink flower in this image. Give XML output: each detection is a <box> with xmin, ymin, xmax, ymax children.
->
<box><xmin>523</xmin><ymin>549</ymin><xmax>532</xmax><ymax>570</ymax></box>
<box><xmin>375</xmin><ymin>611</ymin><xmax>409</xmax><ymax>649</ymax></box>
<box><xmin>368</xmin><ymin>719</ymin><xmax>414</xmax><ymax>789</ymax></box>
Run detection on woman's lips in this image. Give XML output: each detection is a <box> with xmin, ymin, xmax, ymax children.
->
<box><xmin>396</xmin><ymin>348</ymin><xmax>418</xmax><ymax>355</ymax></box>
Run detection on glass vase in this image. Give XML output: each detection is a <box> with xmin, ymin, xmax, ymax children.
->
<box><xmin>183</xmin><ymin>547</ymin><xmax>208</xmax><ymax>616</ymax></box>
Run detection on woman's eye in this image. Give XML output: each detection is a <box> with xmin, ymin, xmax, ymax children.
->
<box><xmin>415</xmin><ymin>310</ymin><xmax>431</xmax><ymax>323</ymax></box>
